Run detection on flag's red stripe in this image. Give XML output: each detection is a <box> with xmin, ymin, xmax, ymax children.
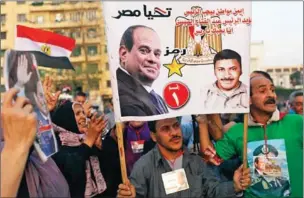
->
<box><xmin>17</xmin><ymin>25</ymin><xmax>75</xmax><ymax>51</ymax></box>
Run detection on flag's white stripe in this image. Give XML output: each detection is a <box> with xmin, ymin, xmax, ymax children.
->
<box><xmin>15</xmin><ymin>37</ymin><xmax>71</xmax><ymax>57</ymax></box>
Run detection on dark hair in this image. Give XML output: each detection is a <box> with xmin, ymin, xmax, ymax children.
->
<box><xmin>148</xmin><ymin>120</ymin><xmax>157</xmax><ymax>133</ymax></box>
<box><xmin>289</xmin><ymin>90</ymin><xmax>303</xmax><ymax>104</ymax></box>
<box><xmin>213</xmin><ymin>49</ymin><xmax>242</xmax><ymax>71</ymax></box>
<box><xmin>251</xmin><ymin>70</ymin><xmax>273</xmax><ymax>83</ymax></box>
<box><xmin>52</xmin><ymin>101</ymin><xmax>80</xmax><ymax>134</ymax></box>
<box><xmin>76</xmin><ymin>91</ymin><xmax>86</xmax><ymax>98</ymax></box>
<box><xmin>254</xmin><ymin>157</ymin><xmax>260</xmax><ymax>164</ymax></box>
<box><xmin>120</xmin><ymin>25</ymin><xmax>155</xmax><ymax>51</ymax></box>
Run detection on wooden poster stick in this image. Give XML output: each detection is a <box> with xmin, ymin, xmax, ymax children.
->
<box><xmin>116</xmin><ymin>122</ymin><xmax>128</xmax><ymax>183</ymax></box>
<box><xmin>243</xmin><ymin>114</ymin><xmax>249</xmax><ymax>168</ymax></box>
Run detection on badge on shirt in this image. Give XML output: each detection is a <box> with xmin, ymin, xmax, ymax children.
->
<box><xmin>131</xmin><ymin>140</ymin><xmax>145</xmax><ymax>154</ymax></box>
<box><xmin>161</xmin><ymin>168</ymin><xmax>189</xmax><ymax>195</ymax></box>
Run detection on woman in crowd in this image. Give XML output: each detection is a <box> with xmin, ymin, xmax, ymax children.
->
<box><xmin>42</xmin><ymin>74</ymin><xmax>109</xmax><ymax>197</ymax></box>
<box><xmin>51</xmin><ymin>100</ymin><xmax>108</xmax><ymax>198</ymax></box>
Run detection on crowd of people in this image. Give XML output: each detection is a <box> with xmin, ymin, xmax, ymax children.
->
<box><xmin>0</xmin><ymin>48</ymin><xmax>303</xmax><ymax>197</ymax></box>
<box><xmin>1</xmin><ymin>68</ymin><xmax>303</xmax><ymax>198</ymax></box>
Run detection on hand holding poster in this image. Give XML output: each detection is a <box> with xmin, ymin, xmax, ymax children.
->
<box><xmin>3</xmin><ymin>50</ymin><xmax>58</xmax><ymax>162</ymax></box>
<box><xmin>103</xmin><ymin>1</ymin><xmax>252</xmax><ymax>121</ymax></box>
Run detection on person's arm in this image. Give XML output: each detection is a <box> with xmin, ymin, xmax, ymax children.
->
<box><xmin>207</xmin><ymin>114</ymin><xmax>223</xmax><ymax>141</ymax></box>
<box><xmin>196</xmin><ymin>115</ymin><xmax>237</xmax><ymax>164</ymax></box>
<box><xmin>1</xmin><ymin>88</ymin><xmax>37</xmax><ymax>197</ymax></box>
<box><xmin>1</xmin><ymin>146</ymin><xmax>30</xmax><ymax>197</ymax></box>
<box><xmin>129</xmin><ymin>159</ymin><xmax>149</xmax><ymax>197</ymax></box>
<box><xmin>197</xmin><ymin>116</ymin><xmax>213</xmax><ymax>153</ymax></box>
<box><xmin>223</xmin><ymin>121</ymin><xmax>236</xmax><ymax>133</ymax></box>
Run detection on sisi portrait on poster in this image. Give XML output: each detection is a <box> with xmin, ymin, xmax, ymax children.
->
<box><xmin>103</xmin><ymin>2</ymin><xmax>252</xmax><ymax>121</ymax></box>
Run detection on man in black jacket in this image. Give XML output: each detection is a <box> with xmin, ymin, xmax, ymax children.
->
<box><xmin>117</xmin><ymin>25</ymin><xmax>168</xmax><ymax>117</ymax></box>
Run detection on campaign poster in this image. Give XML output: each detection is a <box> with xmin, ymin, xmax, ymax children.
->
<box><xmin>103</xmin><ymin>2</ymin><xmax>252</xmax><ymax>121</ymax></box>
<box><xmin>3</xmin><ymin>49</ymin><xmax>58</xmax><ymax>162</ymax></box>
<box><xmin>247</xmin><ymin>139</ymin><xmax>291</xmax><ymax>197</ymax></box>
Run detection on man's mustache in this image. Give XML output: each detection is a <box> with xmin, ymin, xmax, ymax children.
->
<box><xmin>170</xmin><ymin>136</ymin><xmax>181</xmax><ymax>142</ymax></box>
<box><xmin>264</xmin><ymin>98</ymin><xmax>276</xmax><ymax>104</ymax></box>
<box><xmin>220</xmin><ymin>78</ymin><xmax>234</xmax><ymax>81</ymax></box>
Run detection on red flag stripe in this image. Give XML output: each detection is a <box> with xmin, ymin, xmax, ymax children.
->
<box><xmin>17</xmin><ymin>25</ymin><xmax>75</xmax><ymax>51</ymax></box>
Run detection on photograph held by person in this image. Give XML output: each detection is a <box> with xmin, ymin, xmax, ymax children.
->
<box><xmin>117</xmin><ymin>117</ymin><xmax>251</xmax><ymax>198</ymax></box>
<box><xmin>0</xmin><ymin>88</ymin><xmax>70</xmax><ymax>198</ymax></box>
<box><xmin>51</xmin><ymin>101</ymin><xmax>108</xmax><ymax>198</ymax></box>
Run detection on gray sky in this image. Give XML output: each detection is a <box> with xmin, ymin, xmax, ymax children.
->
<box><xmin>251</xmin><ymin>1</ymin><xmax>303</xmax><ymax>66</ymax></box>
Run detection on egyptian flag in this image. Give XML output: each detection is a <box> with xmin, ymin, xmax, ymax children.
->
<box><xmin>14</xmin><ymin>25</ymin><xmax>76</xmax><ymax>70</ymax></box>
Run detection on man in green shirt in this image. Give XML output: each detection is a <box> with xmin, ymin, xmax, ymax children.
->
<box><xmin>202</xmin><ymin>75</ymin><xmax>303</xmax><ymax>197</ymax></box>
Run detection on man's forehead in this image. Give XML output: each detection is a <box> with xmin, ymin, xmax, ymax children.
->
<box><xmin>215</xmin><ymin>59</ymin><xmax>240</xmax><ymax>67</ymax></box>
<box><xmin>76</xmin><ymin>95</ymin><xmax>85</xmax><ymax>99</ymax></box>
<box><xmin>133</xmin><ymin>28</ymin><xmax>160</xmax><ymax>44</ymax></box>
<box><xmin>251</xmin><ymin>76</ymin><xmax>273</xmax><ymax>88</ymax></box>
<box><xmin>295</xmin><ymin>95</ymin><xmax>303</xmax><ymax>100</ymax></box>
<box><xmin>156</xmin><ymin>118</ymin><xmax>178</xmax><ymax>127</ymax></box>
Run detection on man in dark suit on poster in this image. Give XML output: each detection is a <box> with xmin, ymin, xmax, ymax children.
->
<box><xmin>116</xmin><ymin>25</ymin><xmax>168</xmax><ymax>117</ymax></box>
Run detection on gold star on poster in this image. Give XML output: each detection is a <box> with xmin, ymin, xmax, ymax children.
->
<box><xmin>163</xmin><ymin>56</ymin><xmax>185</xmax><ymax>77</ymax></box>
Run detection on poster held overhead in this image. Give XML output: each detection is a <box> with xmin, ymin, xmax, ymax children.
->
<box><xmin>103</xmin><ymin>1</ymin><xmax>252</xmax><ymax>122</ymax></box>
<box><xmin>103</xmin><ymin>0</ymin><xmax>252</xmax><ymax>186</ymax></box>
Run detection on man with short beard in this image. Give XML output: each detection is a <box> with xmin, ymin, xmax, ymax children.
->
<box><xmin>117</xmin><ymin>117</ymin><xmax>251</xmax><ymax>198</ymax></box>
<box><xmin>203</xmin><ymin>49</ymin><xmax>248</xmax><ymax>109</ymax></box>
<box><xmin>200</xmin><ymin>75</ymin><xmax>303</xmax><ymax>198</ymax></box>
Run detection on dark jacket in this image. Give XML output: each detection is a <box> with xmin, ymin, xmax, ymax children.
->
<box><xmin>116</xmin><ymin>68</ymin><xmax>168</xmax><ymax>116</ymax></box>
<box><xmin>130</xmin><ymin>146</ymin><xmax>237</xmax><ymax>198</ymax></box>
<box><xmin>98</xmin><ymin>134</ymin><xmax>122</xmax><ymax>198</ymax></box>
<box><xmin>52</xmin><ymin>144</ymin><xmax>92</xmax><ymax>198</ymax></box>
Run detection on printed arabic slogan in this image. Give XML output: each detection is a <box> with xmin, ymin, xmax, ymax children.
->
<box><xmin>103</xmin><ymin>1</ymin><xmax>252</xmax><ymax>121</ymax></box>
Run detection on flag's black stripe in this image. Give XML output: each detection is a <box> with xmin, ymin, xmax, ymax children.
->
<box><xmin>18</xmin><ymin>50</ymin><xmax>75</xmax><ymax>70</ymax></box>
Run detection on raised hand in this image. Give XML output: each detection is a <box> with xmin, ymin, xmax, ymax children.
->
<box><xmin>195</xmin><ymin>114</ymin><xmax>208</xmax><ymax>124</ymax></box>
<box><xmin>1</xmin><ymin>88</ymin><xmax>37</xmax><ymax>198</ymax></box>
<box><xmin>16</xmin><ymin>54</ymin><xmax>32</xmax><ymax>86</ymax></box>
<box><xmin>83</xmin><ymin>101</ymin><xmax>93</xmax><ymax>118</ymax></box>
<box><xmin>84</xmin><ymin>114</ymin><xmax>108</xmax><ymax>147</ymax></box>
<box><xmin>1</xmin><ymin>88</ymin><xmax>37</xmax><ymax>151</ymax></box>
<box><xmin>43</xmin><ymin>75</ymin><xmax>61</xmax><ymax>112</ymax></box>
